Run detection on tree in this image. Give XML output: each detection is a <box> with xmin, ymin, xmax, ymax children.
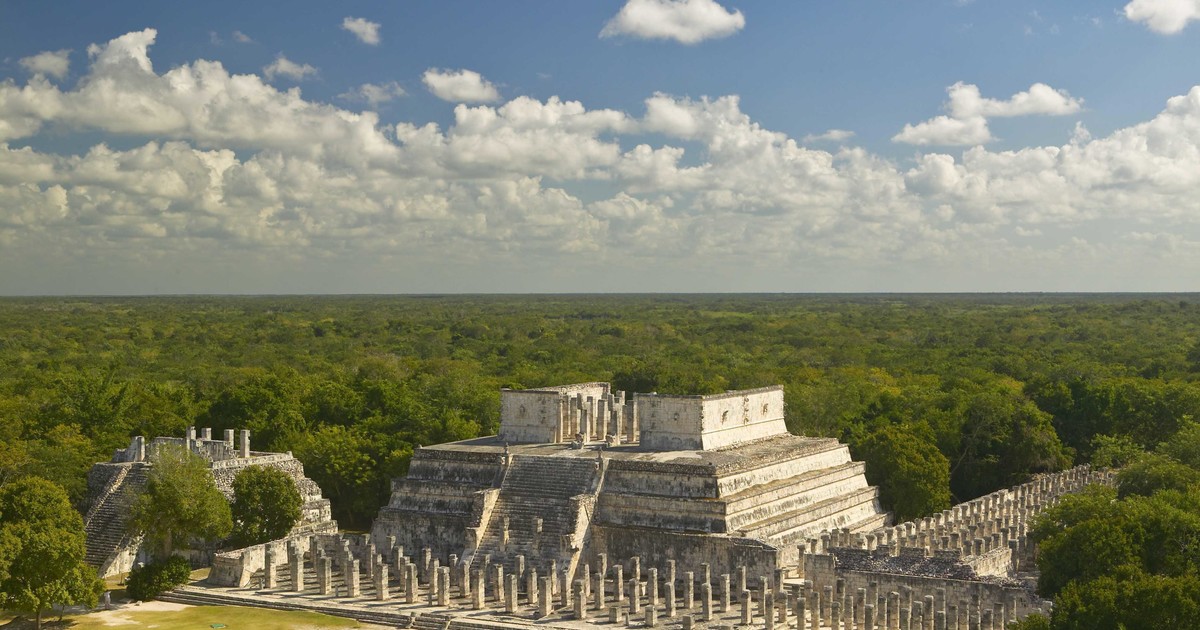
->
<box><xmin>0</xmin><ymin>477</ymin><xmax>103</xmax><ymax>629</ymax></box>
<box><xmin>230</xmin><ymin>465</ymin><xmax>302</xmax><ymax>547</ymax></box>
<box><xmin>1117</xmin><ymin>453</ymin><xmax>1200</xmax><ymax>499</ymax></box>
<box><xmin>127</xmin><ymin>445</ymin><xmax>232</xmax><ymax>559</ymax></box>
<box><xmin>1089</xmin><ymin>433</ymin><xmax>1143</xmax><ymax>469</ymax></box>
<box><xmin>852</xmin><ymin>423</ymin><xmax>952</xmax><ymax>522</ymax></box>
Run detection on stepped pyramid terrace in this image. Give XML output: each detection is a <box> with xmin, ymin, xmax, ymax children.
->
<box><xmin>141</xmin><ymin>382</ymin><xmax>1115</xmax><ymax>629</ymax></box>
<box><xmin>370</xmin><ymin>383</ymin><xmax>889</xmax><ymax>581</ymax></box>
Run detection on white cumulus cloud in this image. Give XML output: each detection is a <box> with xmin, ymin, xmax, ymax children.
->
<box><xmin>20</xmin><ymin>50</ymin><xmax>71</xmax><ymax>80</ymax></box>
<box><xmin>895</xmin><ymin>82</ymin><xmax>1082</xmax><ymax>146</ymax></box>
<box><xmin>422</xmin><ymin>68</ymin><xmax>500</xmax><ymax>103</ymax></box>
<box><xmin>600</xmin><ymin>0</ymin><xmax>745</xmax><ymax>44</ymax></box>
<box><xmin>1124</xmin><ymin>0</ymin><xmax>1200</xmax><ymax>34</ymax></box>
<box><xmin>342</xmin><ymin>17</ymin><xmax>382</xmax><ymax>45</ymax></box>
<box><xmin>340</xmin><ymin>82</ymin><xmax>406</xmax><ymax>106</ymax></box>
<box><xmin>4</xmin><ymin>29</ymin><xmax>1200</xmax><ymax>292</ymax></box>
<box><xmin>263</xmin><ymin>54</ymin><xmax>318</xmax><ymax>81</ymax></box>
<box><xmin>802</xmin><ymin>129</ymin><xmax>856</xmax><ymax>143</ymax></box>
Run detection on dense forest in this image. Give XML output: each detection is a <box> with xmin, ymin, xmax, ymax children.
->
<box><xmin>3</xmin><ymin>293</ymin><xmax>1200</xmax><ymax>533</ymax></box>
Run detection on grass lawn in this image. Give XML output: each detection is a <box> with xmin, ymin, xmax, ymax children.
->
<box><xmin>3</xmin><ymin>604</ymin><xmax>375</xmax><ymax>629</ymax></box>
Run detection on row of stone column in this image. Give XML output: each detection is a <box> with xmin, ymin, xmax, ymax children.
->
<box><xmin>791</xmin><ymin>580</ymin><xmax>1016</xmax><ymax>630</ymax></box>
<box><xmin>809</xmin><ymin>465</ymin><xmax>1116</xmax><ymax>558</ymax></box>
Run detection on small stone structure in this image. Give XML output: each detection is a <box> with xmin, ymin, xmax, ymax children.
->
<box><xmin>83</xmin><ymin>427</ymin><xmax>337</xmax><ymax>577</ymax></box>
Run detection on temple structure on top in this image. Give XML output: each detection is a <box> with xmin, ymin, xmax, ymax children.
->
<box><xmin>370</xmin><ymin>383</ymin><xmax>889</xmax><ymax>580</ymax></box>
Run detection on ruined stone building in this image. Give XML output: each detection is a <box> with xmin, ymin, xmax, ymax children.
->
<box><xmin>145</xmin><ymin>382</ymin><xmax>1114</xmax><ymax>629</ymax></box>
<box><xmin>82</xmin><ymin>428</ymin><xmax>337</xmax><ymax>578</ymax></box>
<box><xmin>370</xmin><ymin>384</ymin><xmax>888</xmax><ymax>584</ymax></box>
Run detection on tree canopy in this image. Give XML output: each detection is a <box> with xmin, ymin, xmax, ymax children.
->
<box><xmin>230</xmin><ymin>465</ymin><xmax>302</xmax><ymax>547</ymax></box>
<box><xmin>127</xmin><ymin>445</ymin><xmax>232</xmax><ymax>559</ymax></box>
<box><xmin>0</xmin><ymin>477</ymin><xmax>103</xmax><ymax>629</ymax></box>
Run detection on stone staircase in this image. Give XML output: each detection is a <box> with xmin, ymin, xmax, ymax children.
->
<box><xmin>83</xmin><ymin>463</ymin><xmax>149</xmax><ymax>570</ymax></box>
<box><xmin>471</xmin><ymin>456</ymin><xmax>599</xmax><ymax>573</ymax></box>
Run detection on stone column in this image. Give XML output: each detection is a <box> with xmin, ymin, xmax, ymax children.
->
<box><xmin>765</xmin><ymin>590</ymin><xmax>775</xmax><ymax>630</ymax></box>
<box><xmin>428</xmin><ymin>565</ymin><xmax>439</xmax><ymax>606</ymax></box>
<box><xmin>890</xmin><ymin>591</ymin><xmax>901</xmax><ymax>629</ymax></box>
<box><xmin>935</xmin><ymin>611</ymin><xmax>946</xmax><ymax>630</ymax></box>
<box><xmin>376</xmin><ymin>564</ymin><xmax>390</xmax><ymax>601</ymax></box>
<box><xmin>594</xmin><ymin>572</ymin><xmax>605</xmax><ymax>610</ymax></box>
<box><xmin>318</xmin><ymin>556</ymin><xmax>332</xmax><ymax>595</ymax></box>
<box><xmin>364</xmin><ymin>543</ymin><xmax>376</xmax><ymax>582</ymax></box>
<box><xmin>630</xmin><ymin>556</ymin><xmax>641</xmax><ymax>581</ymax></box>
<box><xmin>494</xmin><ymin>565</ymin><xmax>505</xmax><ymax>603</ymax></box>
<box><xmin>539</xmin><ymin>576</ymin><xmax>553</xmax><ymax>617</ymax></box>
<box><xmin>701</xmin><ymin>583</ymin><xmax>713</xmax><ymax>621</ymax></box>
<box><xmin>439</xmin><ymin>567</ymin><xmax>451</xmax><ymax>606</ymax></box>
<box><xmin>831</xmin><ymin>600</ymin><xmax>841</xmax><ymax>630</ymax></box>
<box><xmin>239</xmin><ymin>429</ymin><xmax>250</xmax><ymax>457</ymax></box>
<box><xmin>573</xmin><ymin>580</ymin><xmax>586</xmax><ymax>620</ymax></box>
<box><xmin>736</xmin><ymin>566</ymin><xmax>747</xmax><ymax>602</ymax></box>
<box><xmin>346</xmin><ymin>560</ymin><xmax>360</xmax><ymax>598</ymax></box>
<box><xmin>720</xmin><ymin>574</ymin><xmax>731</xmax><ymax>612</ymax></box>
<box><xmin>527</xmin><ymin>568</ymin><xmax>539</xmax><ymax>606</ymax></box>
<box><xmin>473</xmin><ymin>569</ymin><xmax>486</xmax><ymax>609</ymax></box>
<box><xmin>665</xmin><ymin>581</ymin><xmax>676</xmax><ymax>618</ymax></box>
<box><xmin>505</xmin><ymin>574</ymin><xmax>518</xmax><ymax>613</ymax></box>
<box><xmin>263</xmin><ymin>547</ymin><xmax>277</xmax><ymax>589</ymax></box>
<box><xmin>665</xmin><ymin>559</ymin><xmax>676</xmax><ymax>591</ymax></box>
<box><xmin>741</xmin><ymin>590</ymin><xmax>753</xmax><ymax>624</ymax></box>
<box><xmin>289</xmin><ymin>548</ymin><xmax>303</xmax><ymax>592</ymax></box>
<box><xmin>865</xmin><ymin>604</ymin><xmax>876</xmax><ymax>630</ymax></box>
<box><xmin>614</xmin><ymin>564</ymin><xmax>624</xmax><ymax>602</ymax></box>
<box><xmin>684</xmin><ymin>571</ymin><xmax>694</xmax><ymax>610</ymax></box>
<box><xmin>645</xmin><ymin>606</ymin><xmax>658</xmax><ymax>628</ymax></box>
<box><xmin>648</xmin><ymin>567</ymin><xmax>659</xmax><ymax>607</ymax></box>
<box><xmin>406</xmin><ymin>564</ymin><xmax>418</xmax><ymax>604</ymax></box>
<box><xmin>700</xmin><ymin>563</ymin><xmax>711</xmax><ymax>590</ymax></box>
<box><xmin>630</xmin><ymin>579</ymin><xmax>642</xmax><ymax>616</ymax></box>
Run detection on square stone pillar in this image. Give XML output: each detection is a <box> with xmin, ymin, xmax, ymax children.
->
<box><xmin>665</xmin><ymin>581</ymin><xmax>676</xmax><ymax>618</ymax></box>
<box><xmin>317</xmin><ymin>556</ymin><xmax>331</xmax><ymax>595</ymax></box>
<box><xmin>406</xmin><ymin>564</ymin><xmax>418</xmax><ymax>604</ymax></box>
<box><xmin>438</xmin><ymin>566</ymin><xmax>450</xmax><ymax>605</ymax></box>
<box><xmin>505</xmin><ymin>573</ymin><xmax>518</xmax><ymax>613</ymax></box>
<box><xmin>289</xmin><ymin>548</ymin><xmax>304</xmax><ymax>592</ymax></box>
<box><xmin>741</xmin><ymin>591</ymin><xmax>753</xmax><ymax>624</ymax></box>
<box><xmin>720</xmin><ymin>573</ymin><xmax>731</xmax><ymax>612</ymax></box>
<box><xmin>701</xmin><ymin>583</ymin><xmax>713</xmax><ymax>621</ymax></box>
<box><xmin>684</xmin><ymin>571</ymin><xmax>694</xmax><ymax>610</ymax></box>
<box><xmin>614</xmin><ymin>565</ymin><xmax>624</xmax><ymax>602</ymax></box>
<box><xmin>527</xmin><ymin>568</ymin><xmax>539</xmax><ymax>606</ymax></box>
<box><xmin>375</xmin><ymin>564</ymin><xmax>390</xmax><ymax>601</ymax></box>
<box><xmin>573</xmin><ymin>580</ymin><xmax>586</xmax><ymax>620</ymax></box>
<box><xmin>648</xmin><ymin>568</ymin><xmax>659</xmax><ymax>606</ymax></box>
<box><xmin>239</xmin><ymin>429</ymin><xmax>250</xmax><ymax>457</ymax></box>
<box><xmin>594</xmin><ymin>572</ymin><xmax>605</xmax><ymax>610</ymax></box>
<box><xmin>539</xmin><ymin>576</ymin><xmax>553</xmax><ymax>617</ymax></box>
<box><xmin>263</xmin><ymin>547</ymin><xmax>277</xmax><ymax>589</ymax></box>
<box><xmin>629</xmin><ymin>579</ymin><xmax>642</xmax><ymax>616</ymax></box>
<box><xmin>472</xmin><ymin>569</ymin><xmax>486</xmax><ymax>610</ymax></box>
<box><xmin>345</xmin><ymin>560</ymin><xmax>360</xmax><ymax>598</ymax></box>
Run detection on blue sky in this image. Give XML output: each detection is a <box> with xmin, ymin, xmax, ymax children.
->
<box><xmin>1</xmin><ymin>0</ymin><xmax>1199</xmax><ymax>293</ymax></box>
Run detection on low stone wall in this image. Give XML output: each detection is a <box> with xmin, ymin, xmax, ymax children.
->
<box><xmin>590</xmin><ymin>524</ymin><xmax>778</xmax><ymax>581</ymax></box>
<box><xmin>209</xmin><ymin>527</ymin><xmax>341</xmax><ymax>587</ymax></box>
